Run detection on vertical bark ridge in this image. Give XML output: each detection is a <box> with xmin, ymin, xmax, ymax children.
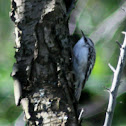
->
<box><xmin>11</xmin><ymin>0</ymin><xmax>78</xmax><ymax>125</ymax></box>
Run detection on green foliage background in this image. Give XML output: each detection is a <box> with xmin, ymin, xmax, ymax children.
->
<box><xmin>0</xmin><ymin>0</ymin><xmax>22</xmax><ymax>125</ymax></box>
<box><xmin>0</xmin><ymin>0</ymin><xmax>126</xmax><ymax>126</ymax></box>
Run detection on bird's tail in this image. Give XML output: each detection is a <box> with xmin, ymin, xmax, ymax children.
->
<box><xmin>74</xmin><ymin>81</ymin><xmax>83</xmax><ymax>101</ymax></box>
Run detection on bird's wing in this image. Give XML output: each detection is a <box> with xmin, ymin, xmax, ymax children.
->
<box><xmin>82</xmin><ymin>46</ymin><xmax>96</xmax><ymax>88</ymax></box>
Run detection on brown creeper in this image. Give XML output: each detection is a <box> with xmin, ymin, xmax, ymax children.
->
<box><xmin>72</xmin><ymin>31</ymin><xmax>96</xmax><ymax>101</ymax></box>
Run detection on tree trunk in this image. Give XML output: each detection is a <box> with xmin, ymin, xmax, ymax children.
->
<box><xmin>10</xmin><ymin>0</ymin><xmax>78</xmax><ymax>125</ymax></box>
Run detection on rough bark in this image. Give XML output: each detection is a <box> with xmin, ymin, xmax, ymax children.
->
<box><xmin>10</xmin><ymin>0</ymin><xmax>78</xmax><ymax>125</ymax></box>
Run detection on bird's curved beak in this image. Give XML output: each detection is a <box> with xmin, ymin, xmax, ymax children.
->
<box><xmin>81</xmin><ymin>30</ymin><xmax>88</xmax><ymax>42</ymax></box>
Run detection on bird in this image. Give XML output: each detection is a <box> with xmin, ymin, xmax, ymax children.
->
<box><xmin>72</xmin><ymin>31</ymin><xmax>96</xmax><ymax>101</ymax></box>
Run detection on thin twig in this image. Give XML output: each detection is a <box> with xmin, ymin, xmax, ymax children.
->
<box><xmin>108</xmin><ymin>63</ymin><xmax>115</xmax><ymax>73</ymax></box>
<box><xmin>121</xmin><ymin>7</ymin><xmax>126</xmax><ymax>12</ymax></box>
<box><xmin>103</xmin><ymin>31</ymin><xmax>126</xmax><ymax>126</ymax></box>
<box><xmin>78</xmin><ymin>108</ymin><xmax>84</xmax><ymax>121</ymax></box>
<box><xmin>104</xmin><ymin>87</ymin><xmax>110</xmax><ymax>93</ymax></box>
<box><xmin>116</xmin><ymin>41</ymin><xmax>122</xmax><ymax>48</ymax></box>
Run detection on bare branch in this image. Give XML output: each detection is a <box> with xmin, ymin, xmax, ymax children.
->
<box><xmin>77</xmin><ymin>79</ymin><xmax>126</xmax><ymax>120</ymax></box>
<box><xmin>116</xmin><ymin>41</ymin><xmax>122</xmax><ymax>48</ymax></box>
<box><xmin>103</xmin><ymin>31</ymin><xmax>126</xmax><ymax>126</ymax></box>
<box><xmin>78</xmin><ymin>108</ymin><xmax>84</xmax><ymax>121</ymax></box>
<box><xmin>108</xmin><ymin>63</ymin><xmax>115</xmax><ymax>73</ymax></box>
<box><xmin>121</xmin><ymin>7</ymin><xmax>126</xmax><ymax>12</ymax></box>
<box><xmin>104</xmin><ymin>87</ymin><xmax>111</xmax><ymax>93</ymax></box>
